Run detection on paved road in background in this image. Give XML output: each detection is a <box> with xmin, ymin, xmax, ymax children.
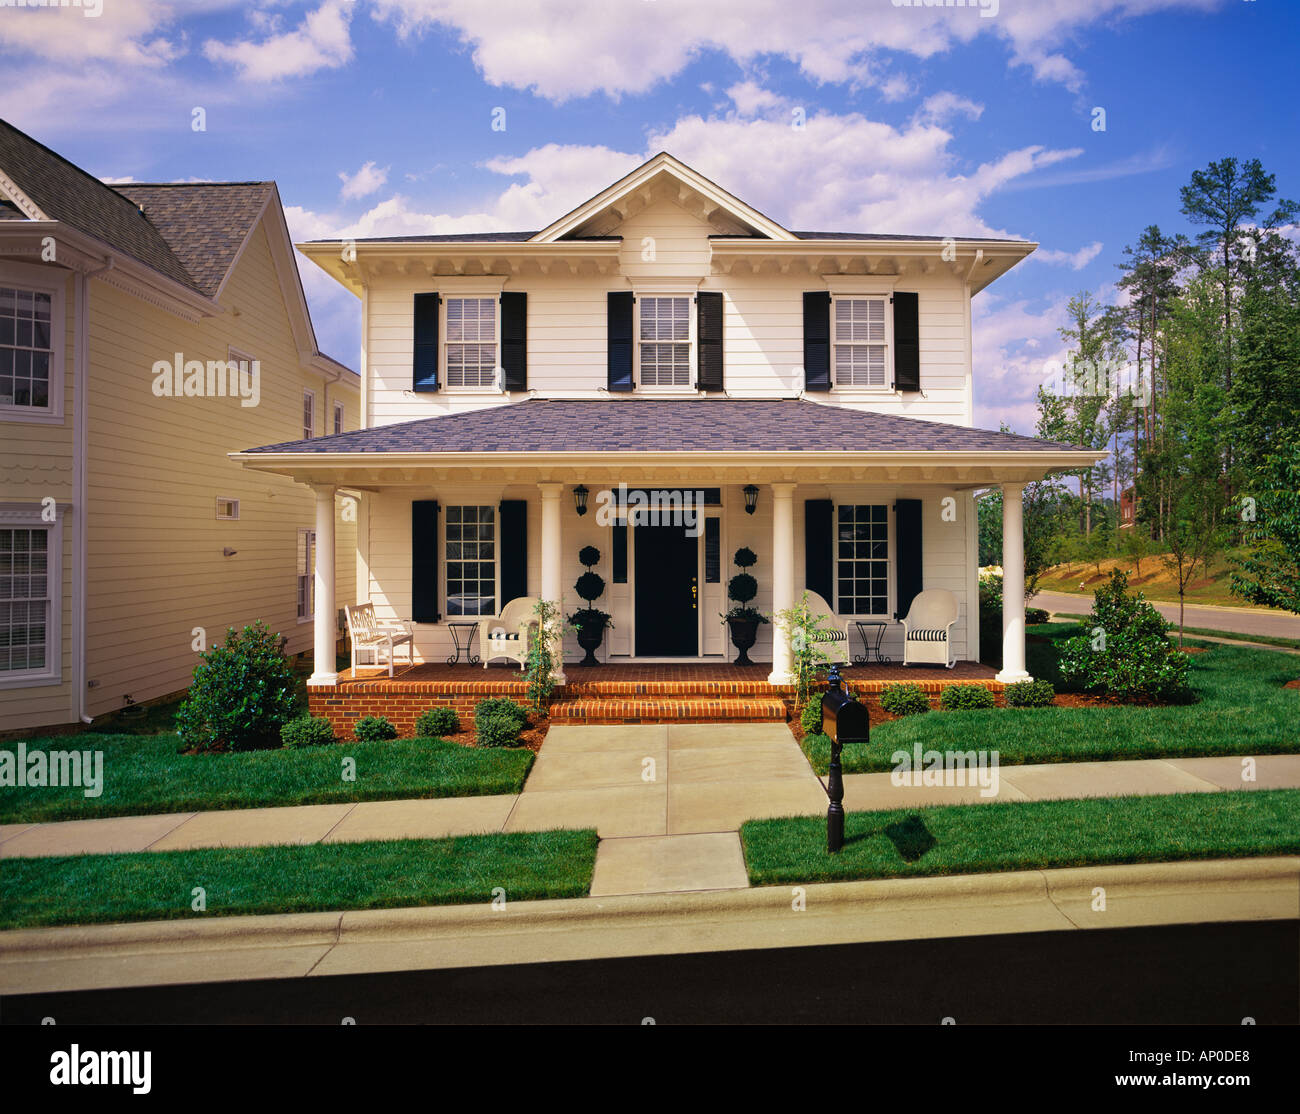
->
<box><xmin>3</xmin><ymin>922</ymin><xmax>1295</xmax><ymax>1025</ymax></box>
<box><xmin>1032</xmin><ymin>590</ymin><xmax>1300</xmax><ymax>640</ymax></box>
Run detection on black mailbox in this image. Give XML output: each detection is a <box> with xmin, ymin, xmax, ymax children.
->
<box><xmin>820</xmin><ymin>666</ymin><xmax>869</xmax><ymax>747</ymax></box>
<box><xmin>819</xmin><ymin>664</ymin><xmax>868</xmax><ymax>853</ymax></box>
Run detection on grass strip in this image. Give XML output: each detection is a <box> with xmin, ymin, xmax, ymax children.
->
<box><xmin>741</xmin><ymin>789</ymin><xmax>1300</xmax><ymax>886</ymax></box>
<box><xmin>0</xmin><ymin>828</ymin><xmax>598</xmax><ymax>930</ymax></box>
<box><xmin>1048</xmin><ymin>613</ymin><xmax>1300</xmax><ymax>651</ymax></box>
<box><xmin>0</xmin><ymin>736</ymin><xmax>534</xmax><ymax>824</ymax></box>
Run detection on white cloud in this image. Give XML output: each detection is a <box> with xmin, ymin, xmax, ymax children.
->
<box><xmin>338</xmin><ymin>161</ymin><xmax>389</xmax><ymax>200</ymax></box>
<box><xmin>914</xmin><ymin>92</ymin><xmax>984</xmax><ymax>126</ymax></box>
<box><xmin>972</xmin><ymin>291</ymin><xmax>1074</xmax><ymax>433</ymax></box>
<box><xmin>0</xmin><ymin>0</ymin><xmax>205</xmax><ymax>67</ymax></box>
<box><xmin>203</xmin><ymin>0</ymin><xmax>355</xmax><ymax>82</ymax></box>
<box><xmin>1034</xmin><ymin>241</ymin><xmax>1104</xmax><ymax>269</ymax></box>
<box><xmin>726</xmin><ymin>81</ymin><xmax>788</xmax><ymax>119</ymax></box>
<box><xmin>368</xmin><ymin>0</ymin><xmax>1229</xmax><ymax>101</ymax></box>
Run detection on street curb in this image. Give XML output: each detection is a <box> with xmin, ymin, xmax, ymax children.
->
<box><xmin>1</xmin><ymin>857</ymin><xmax>1296</xmax><ymax>994</ymax></box>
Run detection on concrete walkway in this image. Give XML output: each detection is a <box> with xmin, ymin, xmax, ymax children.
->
<box><xmin>3</xmin><ymin>725</ymin><xmax>1299</xmax><ymax>899</ymax></box>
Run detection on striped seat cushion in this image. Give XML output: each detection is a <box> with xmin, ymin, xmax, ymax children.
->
<box><xmin>820</xmin><ymin>629</ymin><xmax>847</xmax><ymax>641</ymax></box>
<box><xmin>907</xmin><ymin>628</ymin><xmax>948</xmax><ymax>642</ymax></box>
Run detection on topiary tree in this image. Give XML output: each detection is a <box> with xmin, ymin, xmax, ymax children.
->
<box><xmin>176</xmin><ymin>621</ymin><xmax>297</xmax><ymax>752</ymax></box>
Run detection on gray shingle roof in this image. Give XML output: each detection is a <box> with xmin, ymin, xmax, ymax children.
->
<box><xmin>0</xmin><ymin>119</ymin><xmax>196</xmax><ymax>289</ymax></box>
<box><xmin>115</xmin><ymin>182</ymin><xmax>273</xmax><ymax>297</ymax></box>
<box><xmin>242</xmin><ymin>399</ymin><xmax>1088</xmax><ymax>455</ymax></box>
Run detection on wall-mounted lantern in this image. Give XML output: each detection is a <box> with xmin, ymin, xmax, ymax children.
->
<box><xmin>743</xmin><ymin>484</ymin><xmax>759</xmax><ymax>515</ymax></box>
<box><xmin>573</xmin><ymin>484</ymin><xmax>589</xmax><ymax>516</ymax></box>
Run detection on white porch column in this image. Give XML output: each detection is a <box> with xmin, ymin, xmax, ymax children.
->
<box><xmin>538</xmin><ymin>482</ymin><xmax>566</xmax><ymax>683</ymax></box>
<box><xmin>996</xmin><ymin>481</ymin><xmax>1032</xmax><ymax>683</ymax></box>
<box><xmin>309</xmin><ymin>484</ymin><xmax>338</xmax><ymax>686</ymax></box>
<box><xmin>768</xmin><ymin>482</ymin><xmax>796</xmax><ymax>685</ymax></box>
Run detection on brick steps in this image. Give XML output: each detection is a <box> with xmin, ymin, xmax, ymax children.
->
<box><xmin>550</xmin><ymin>695</ymin><xmax>788</xmax><ymax>724</ymax></box>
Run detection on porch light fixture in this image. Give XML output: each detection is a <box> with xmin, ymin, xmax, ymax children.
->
<box><xmin>743</xmin><ymin>485</ymin><xmax>759</xmax><ymax>515</ymax></box>
<box><xmin>573</xmin><ymin>484</ymin><xmax>589</xmax><ymax>516</ymax></box>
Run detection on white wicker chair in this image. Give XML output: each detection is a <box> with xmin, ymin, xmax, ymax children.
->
<box><xmin>802</xmin><ymin>590</ymin><xmax>850</xmax><ymax>666</ymax></box>
<box><xmin>344</xmin><ymin>603</ymin><xmax>414</xmax><ymax>677</ymax></box>
<box><xmin>478</xmin><ymin>595</ymin><xmax>539</xmax><ymax>670</ymax></box>
<box><xmin>901</xmin><ymin>589</ymin><xmax>959</xmax><ymax>668</ymax></box>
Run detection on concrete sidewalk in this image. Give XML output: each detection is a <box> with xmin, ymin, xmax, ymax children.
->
<box><xmin>3</xmin><ymin>726</ymin><xmax>1298</xmax><ymax>900</ymax></box>
<box><xmin>2</xmin><ymin>856</ymin><xmax>1295</xmax><ymax>996</ymax></box>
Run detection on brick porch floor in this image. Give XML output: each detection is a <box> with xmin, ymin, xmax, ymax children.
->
<box><xmin>310</xmin><ymin>660</ymin><xmax>1000</xmax><ymax>737</ymax></box>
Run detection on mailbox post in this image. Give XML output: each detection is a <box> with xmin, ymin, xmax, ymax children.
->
<box><xmin>819</xmin><ymin>664</ymin><xmax>869</xmax><ymax>853</ymax></box>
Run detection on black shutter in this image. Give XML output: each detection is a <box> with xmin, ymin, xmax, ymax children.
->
<box><xmin>499</xmin><ymin>499</ymin><xmax>528</xmax><ymax>606</ymax></box>
<box><xmin>804</xmin><ymin>499</ymin><xmax>834</xmax><ymax>606</ymax></box>
<box><xmin>893</xmin><ymin>291</ymin><xmax>920</xmax><ymax>392</ymax></box>
<box><xmin>412</xmin><ymin>499</ymin><xmax>441</xmax><ymax>622</ymax></box>
<box><xmin>696</xmin><ymin>291</ymin><xmax>724</xmax><ymax>392</ymax></box>
<box><xmin>803</xmin><ymin>292</ymin><xmax>831</xmax><ymax>391</ymax></box>
<box><xmin>611</xmin><ymin>519</ymin><xmax>628</xmax><ymax>584</ymax></box>
<box><xmin>607</xmin><ymin>291</ymin><xmax>634</xmax><ymax>392</ymax></box>
<box><xmin>894</xmin><ymin>498</ymin><xmax>923</xmax><ymax>620</ymax></box>
<box><xmin>500</xmin><ymin>291</ymin><xmax>527</xmax><ymax>391</ymax></box>
<box><xmin>413</xmin><ymin>293</ymin><xmax>440</xmax><ymax>392</ymax></box>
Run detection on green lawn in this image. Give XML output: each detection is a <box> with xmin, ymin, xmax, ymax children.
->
<box><xmin>0</xmin><ymin>829</ymin><xmax>598</xmax><ymax>931</ymax></box>
<box><xmin>0</xmin><ymin>735</ymin><xmax>535</xmax><ymax>824</ymax></box>
<box><xmin>741</xmin><ymin>789</ymin><xmax>1300</xmax><ymax>886</ymax></box>
<box><xmin>802</xmin><ymin>627</ymin><xmax>1300</xmax><ymax>775</ymax></box>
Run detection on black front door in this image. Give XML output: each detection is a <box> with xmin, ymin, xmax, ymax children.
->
<box><xmin>634</xmin><ymin>523</ymin><xmax>698</xmax><ymax>656</ymax></box>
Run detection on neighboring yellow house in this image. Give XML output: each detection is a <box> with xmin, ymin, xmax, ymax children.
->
<box><xmin>0</xmin><ymin>120</ymin><xmax>358</xmax><ymax>734</ymax></box>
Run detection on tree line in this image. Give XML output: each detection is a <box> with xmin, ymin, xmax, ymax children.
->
<box><xmin>980</xmin><ymin>157</ymin><xmax>1300</xmax><ymax>631</ymax></box>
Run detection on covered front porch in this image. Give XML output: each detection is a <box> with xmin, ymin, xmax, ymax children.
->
<box><xmin>233</xmin><ymin>398</ymin><xmax>1103</xmax><ymax>725</ymax></box>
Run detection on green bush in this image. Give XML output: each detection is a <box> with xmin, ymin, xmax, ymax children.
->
<box><xmin>353</xmin><ymin>715</ymin><xmax>398</xmax><ymax>742</ymax></box>
<box><xmin>176</xmin><ymin>621</ymin><xmax>297</xmax><ymax>752</ymax></box>
<box><xmin>799</xmin><ymin>697</ymin><xmax>824</xmax><ymax>736</ymax></box>
<box><xmin>474</xmin><ymin>697</ymin><xmax>528</xmax><ymax>732</ymax></box>
<box><xmin>1004</xmin><ymin>679</ymin><xmax>1056</xmax><ymax>708</ymax></box>
<box><xmin>940</xmin><ymin>684</ymin><xmax>995</xmax><ymax>711</ymax></box>
<box><xmin>475</xmin><ymin>711</ymin><xmax>522</xmax><ymax>748</ymax></box>
<box><xmin>415</xmin><ymin>707</ymin><xmax>460</xmax><ymax>737</ymax></box>
<box><xmin>1059</xmin><ymin>570</ymin><xmax>1191</xmax><ymax>702</ymax></box>
<box><xmin>878</xmin><ymin>683</ymin><xmax>930</xmax><ymax>717</ymax></box>
<box><xmin>1025</xmin><ymin>607</ymin><xmax>1051</xmax><ymax>625</ymax></box>
<box><xmin>280</xmin><ymin>715</ymin><xmax>335</xmax><ymax>748</ymax></box>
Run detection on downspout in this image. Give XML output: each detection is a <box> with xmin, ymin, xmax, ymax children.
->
<box><xmin>74</xmin><ymin>257</ymin><xmax>112</xmax><ymax>724</ymax></box>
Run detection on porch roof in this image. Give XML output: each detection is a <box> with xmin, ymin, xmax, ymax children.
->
<box><xmin>232</xmin><ymin>399</ymin><xmax>1102</xmax><ymax>487</ymax></box>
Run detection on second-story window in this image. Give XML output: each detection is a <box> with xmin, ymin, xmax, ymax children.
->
<box><xmin>303</xmin><ymin>389</ymin><xmax>316</xmax><ymax>439</ymax></box>
<box><xmin>445</xmin><ymin>297</ymin><xmax>497</xmax><ymax>388</ymax></box>
<box><xmin>333</xmin><ymin>401</ymin><xmax>344</xmax><ymax>435</ymax></box>
<box><xmin>0</xmin><ymin>286</ymin><xmax>53</xmax><ymax>410</ymax></box>
<box><xmin>834</xmin><ymin>297</ymin><xmax>888</xmax><ymax>388</ymax></box>
<box><xmin>638</xmin><ymin>295</ymin><xmax>691</xmax><ymax>387</ymax></box>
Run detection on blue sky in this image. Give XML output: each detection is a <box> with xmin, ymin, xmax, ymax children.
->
<box><xmin>2</xmin><ymin>0</ymin><xmax>1296</xmax><ymax>432</ymax></box>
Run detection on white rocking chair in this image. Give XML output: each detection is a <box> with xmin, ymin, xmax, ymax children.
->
<box><xmin>802</xmin><ymin>590</ymin><xmax>850</xmax><ymax>666</ymax></box>
<box><xmin>901</xmin><ymin>589</ymin><xmax>959</xmax><ymax>668</ymax></box>
<box><xmin>345</xmin><ymin>603</ymin><xmax>414</xmax><ymax>677</ymax></box>
<box><xmin>478</xmin><ymin>595</ymin><xmax>540</xmax><ymax>670</ymax></box>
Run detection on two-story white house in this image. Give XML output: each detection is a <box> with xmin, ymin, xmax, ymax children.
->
<box><xmin>235</xmin><ymin>153</ymin><xmax>1099</xmax><ymax>724</ymax></box>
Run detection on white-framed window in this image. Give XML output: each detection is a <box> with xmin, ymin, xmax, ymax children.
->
<box><xmin>444</xmin><ymin>296</ymin><xmax>498</xmax><ymax>388</ymax></box>
<box><xmin>445</xmin><ymin>505</ymin><xmax>496</xmax><ymax>617</ymax></box>
<box><xmin>637</xmin><ymin>295</ymin><xmax>692</xmax><ymax>387</ymax></box>
<box><xmin>0</xmin><ymin>264</ymin><xmax>65</xmax><ymax>423</ymax></box>
<box><xmin>833</xmin><ymin>296</ymin><xmax>889</xmax><ymax>388</ymax></box>
<box><xmin>216</xmin><ymin>497</ymin><xmax>240</xmax><ymax>520</ymax></box>
<box><xmin>0</xmin><ymin>503</ymin><xmax>63</xmax><ymax>686</ymax></box>
<box><xmin>302</xmin><ymin>389</ymin><xmax>316</xmax><ymax>439</ymax></box>
<box><xmin>333</xmin><ymin>400</ymin><xmax>345</xmax><ymax>435</ymax></box>
<box><xmin>296</xmin><ymin>528</ymin><xmax>315</xmax><ymax>622</ymax></box>
<box><xmin>836</xmin><ymin>504</ymin><xmax>889</xmax><ymax>616</ymax></box>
